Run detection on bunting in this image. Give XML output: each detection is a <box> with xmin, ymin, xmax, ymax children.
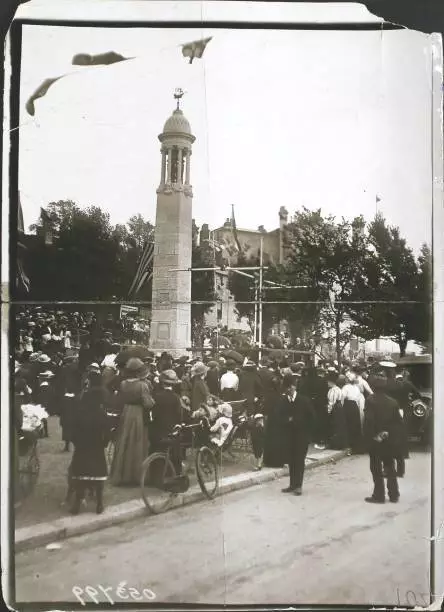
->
<box><xmin>17</xmin><ymin>193</ymin><xmax>30</xmax><ymax>293</ymax></box>
<box><xmin>72</xmin><ymin>51</ymin><xmax>132</xmax><ymax>66</ymax></box>
<box><xmin>128</xmin><ymin>242</ymin><xmax>155</xmax><ymax>298</ymax></box>
<box><xmin>181</xmin><ymin>37</ymin><xmax>212</xmax><ymax>64</ymax></box>
<box><xmin>26</xmin><ymin>51</ymin><xmax>132</xmax><ymax>116</ymax></box>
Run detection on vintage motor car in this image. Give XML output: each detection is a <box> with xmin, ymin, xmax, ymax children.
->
<box><xmin>395</xmin><ymin>354</ymin><xmax>432</xmax><ymax>445</ymax></box>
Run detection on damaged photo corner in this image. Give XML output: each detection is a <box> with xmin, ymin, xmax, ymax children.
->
<box><xmin>1</xmin><ymin>1</ymin><xmax>443</xmax><ymax>609</ymax></box>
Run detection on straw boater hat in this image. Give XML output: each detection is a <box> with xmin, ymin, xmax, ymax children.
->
<box><xmin>159</xmin><ymin>369</ymin><xmax>180</xmax><ymax>385</ymax></box>
<box><xmin>37</xmin><ymin>354</ymin><xmax>51</xmax><ymax>364</ymax></box>
<box><xmin>39</xmin><ymin>370</ymin><xmax>55</xmax><ymax>378</ymax></box>
<box><xmin>123</xmin><ymin>358</ymin><xmax>149</xmax><ymax>380</ymax></box>
<box><xmin>379</xmin><ymin>360</ymin><xmax>397</xmax><ymax>369</ymax></box>
<box><xmin>191</xmin><ymin>361</ymin><xmax>208</xmax><ymax>377</ymax></box>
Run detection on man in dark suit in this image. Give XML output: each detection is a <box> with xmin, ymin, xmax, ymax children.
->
<box><xmin>280</xmin><ymin>374</ymin><xmax>315</xmax><ymax>495</ymax></box>
<box><xmin>363</xmin><ymin>373</ymin><xmax>403</xmax><ymax>504</ymax></box>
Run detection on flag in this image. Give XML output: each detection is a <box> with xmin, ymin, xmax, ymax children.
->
<box><xmin>17</xmin><ymin>192</ymin><xmax>24</xmax><ymax>234</ymax></box>
<box><xmin>72</xmin><ymin>51</ymin><xmax>132</xmax><ymax>66</ymax></box>
<box><xmin>26</xmin><ymin>76</ymin><xmax>65</xmax><ymax>116</ymax></box>
<box><xmin>17</xmin><ymin>193</ymin><xmax>30</xmax><ymax>293</ymax></box>
<box><xmin>128</xmin><ymin>242</ymin><xmax>155</xmax><ymax>298</ymax></box>
<box><xmin>181</xmin><ymin>37</ymin><xmax>212</xmax><ymax>64</ymax></box>
<box><xmin>17</xmin><ymin>259</ymin><xmax>30</xmax><ymax>294</ymax></box>
<box><xmin>376</xmin><ymin>195</ymin><xmax>381</xmax><ymax>203</ymax></box>
<box><xmin>26</xmin><ymin>51</ymin><xmax>133</xmax><ymax>116</ymax></box>
<box><xmin>230</xmin><ymin>205</ymin><xmax>242</xmax><ymax>253</ymax></box>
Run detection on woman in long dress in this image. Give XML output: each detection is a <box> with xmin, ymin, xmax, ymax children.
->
<box><xmin>341</xmin><ymin>371</ymin><xmax>365</xmax><ymax>454</ymax></box>
<box><xmin>327</xmin><ymin>373</ymin><xmax>348</xmax><ymax>449</ymax></box>
<box><xmin>110</xmin><ymin>358</ymin><xmax>154</xmax><ymax>486</ymax></box>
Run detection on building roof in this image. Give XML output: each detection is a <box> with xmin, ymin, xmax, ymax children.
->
<box><xmin>162</xmin><ymin>109</ymin><xmax>192</xmax><ymax>136</ymax></box>
<box><xmin>213</xmin><ymin>225</ymin><xmax>279</xmax><ymax>235</ymax></box>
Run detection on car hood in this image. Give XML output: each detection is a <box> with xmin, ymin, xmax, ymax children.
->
<box><xmin>419</xmin><ymin>390</ymin><xmax>432</xmax><ymax>401</ymax></box>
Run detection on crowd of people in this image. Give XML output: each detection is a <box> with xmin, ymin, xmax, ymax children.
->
<box><xmin>14</xmin><ymin>308</ymin><xmax>421</xmax><ymax>514</ymax></box>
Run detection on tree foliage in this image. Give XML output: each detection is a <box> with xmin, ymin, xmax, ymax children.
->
<box><xmin>349</xmin><ymin>214</ymin><xmax>431</xmax><ymax>356</ymax></box>
<box><xmin>227</xmin><ymin>207</ymin><xmax>431</xmax><ymax>360</ymax></box>
<box><xmin>25</xmin><ymin>202</ymin><xmax>214</xmax><ymax>311</ymax></box>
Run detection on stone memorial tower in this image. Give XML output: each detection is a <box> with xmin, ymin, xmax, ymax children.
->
<box><xmin>149</xmin><ymin>91</ymin><xmax>195</xmax><ymax>356</ymax></box>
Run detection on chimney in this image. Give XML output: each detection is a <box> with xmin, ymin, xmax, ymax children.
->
<box><xmin>278</xmin><ymin>207</ymin><xmax>288</xmax><ymax>264</ymax></box>
<box><xmin>200</xmin><ymin>223</ymin><xmax>210</xmax><ymax>242</ymax></box>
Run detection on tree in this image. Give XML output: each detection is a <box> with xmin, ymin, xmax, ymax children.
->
<box><xmin>415</xmin><ymin>243</ymin><xmax>432</xmax><ymax>352</ymax></box>
<box><xmin>282</xmin><ymin>209</ymin><xmax>372</xmax><ymax>364</ymax></box>
<box><xmin>348</xmin><ymin>213</ymin><xmax>428</xmax><ymax>357</ymax></box>
<box><xmin>26</xmin><ymin>201</ymin><xmax>123</xmax><ymax>300</ymax></box>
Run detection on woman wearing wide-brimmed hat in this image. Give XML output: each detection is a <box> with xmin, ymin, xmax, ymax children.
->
<box><xmin>190</xmin><ymin>361</ymin><xmax>210</xmax><ymax>412</ymax></box>
<box><xmin>110</xmin><ymin>358</ymin><xmax>154</xmax><ymax>486</ymax></box>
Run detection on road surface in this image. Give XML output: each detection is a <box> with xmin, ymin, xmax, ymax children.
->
<box><xmin>15</xmin><ymin>451</ymin><xmax>432</xmax><ymax>607</ymax></box>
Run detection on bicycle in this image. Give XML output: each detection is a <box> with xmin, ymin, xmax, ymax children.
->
<box><xmin>140</xmin><ymin>418</ymin><xmax>219</xmax><ymax>515</ymax></box>
<box><xmin>16</xmin><ymin>425</ymin><xmax>42</xmax><ymax>504</ymax></box>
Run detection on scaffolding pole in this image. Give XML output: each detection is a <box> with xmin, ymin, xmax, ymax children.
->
<box><xmin>258</xmin><ymin>237</ymin><xmax>264</xmax><ymax>361</ymax></box>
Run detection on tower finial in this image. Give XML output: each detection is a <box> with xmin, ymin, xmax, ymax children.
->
<box><xmin>174</xmin><ymin>87</ymin><xmax>184</xmax><ymax>110</ymax></box>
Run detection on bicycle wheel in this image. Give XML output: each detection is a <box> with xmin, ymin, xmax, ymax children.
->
<box><xmin>140</xmin><ymin>452</ymin><xmax>177</xmax><ymax>514</ymax></box>
<box><xmin>196</xmin><ymin>446</ymin><xmax>219</xmax><ymax>499</ymax></box>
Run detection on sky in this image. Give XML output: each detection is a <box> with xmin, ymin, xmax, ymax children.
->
<box><xmin>17</xmin><ymin>15</ymin><xmax>434</xmax><ymax>254</ymax></box>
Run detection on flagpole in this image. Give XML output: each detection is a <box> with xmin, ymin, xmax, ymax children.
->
<box><xmin>210</xmin><ymin>230</ymin><xmax>220</xmax><ymax>353</ymax></box>
<box><xmin>258</xmin><ymin>236</ymin><xmax>264</xmax><ymax>361</ymax></box>
<box><xmin>254</xmin><ymin>280</ymin><xmax>258</xmax><ymax>345</ymax></box>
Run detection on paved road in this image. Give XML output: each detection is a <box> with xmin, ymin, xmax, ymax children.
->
<box><xmin>15</xmin><ymin>451</ymin><xmax>432</xmax><ymax>607</ymax></box>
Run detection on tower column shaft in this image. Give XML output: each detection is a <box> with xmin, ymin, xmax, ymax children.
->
<box><xmin>160</xmin><ymin>149</ymin><xmax>167</xmax><ymax>184</ymax></box>
<box><xmin>177</xmin><ymin>148</ymin><xmax>183</xmax><ymax>184</ymax></box>
<box><xmin>185</xmin><ymin>151</ymin><xmax>191</xmax><ymax>185</ymax></box>
<box><xmin>167</xmin><ymin>148</ymin><xmax>173</xmax><ymax>182</ymax></box>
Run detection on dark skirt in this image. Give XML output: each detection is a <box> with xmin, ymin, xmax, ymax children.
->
<box><xmin>110</xmin><ymin>404</ymin><xmax>149</xmax><ymax>486</ymax></box>
<box><xmin>70</xmin><ymin>441</ymin><xmax>107</xmax><ymax>481</ymax></box>
<box><xmin>329</xmin><ymin>401</ymin><xmax>348</xmax><ymax>450</ymax></box>
<box><xmin>343</xmin><ymin>399</ymin><xmax>363</xmax><ymax>453</ymax></box>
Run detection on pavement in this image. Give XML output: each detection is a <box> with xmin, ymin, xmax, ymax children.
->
<box><xmin>15</xmin><ymin>416</ymin><xmax>348</xmax><ymax>552</ymax></box>
<box><xmin>14</xmin><ymin>451</ymin><xmax>432</xmax><ymax>607</ymax></box>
